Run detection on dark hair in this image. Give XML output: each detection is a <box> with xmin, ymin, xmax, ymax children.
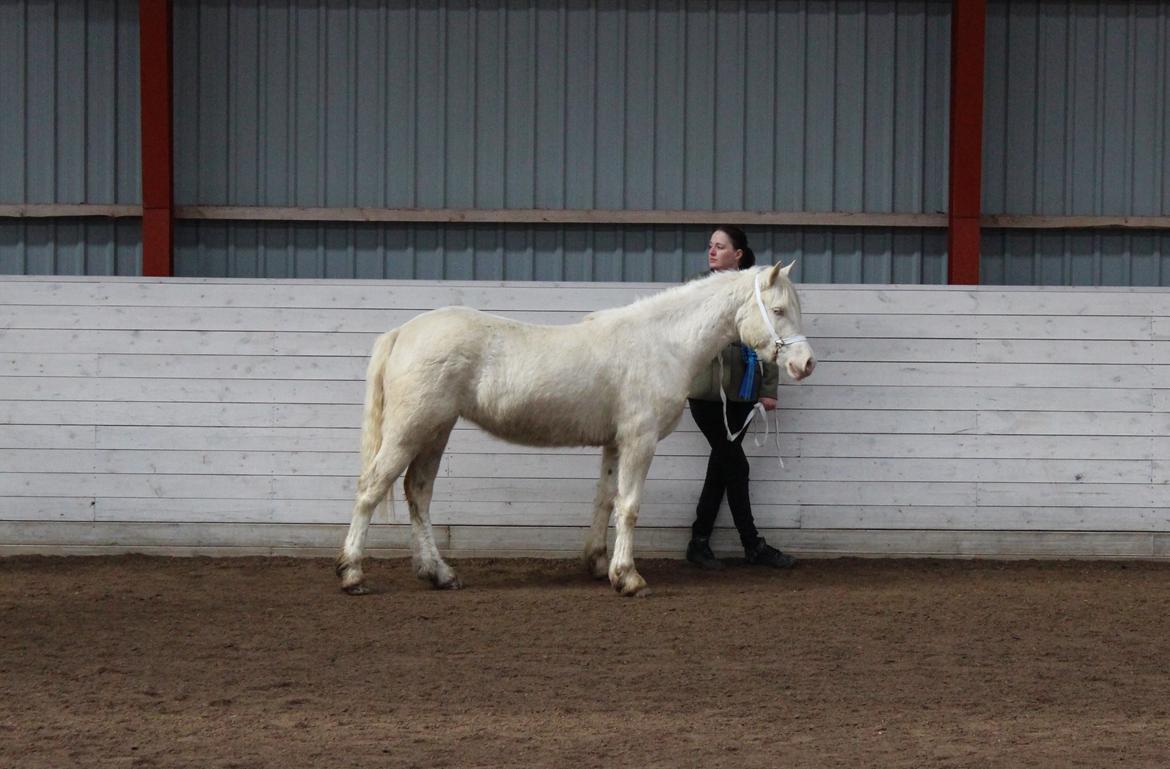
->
<box><xmin>715</xmin><ymin>225</ymin><xmax>755</xmax><ymax>269</ymax></box>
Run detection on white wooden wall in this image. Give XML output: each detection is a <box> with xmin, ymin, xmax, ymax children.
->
<box><xmin>1</xmin><ymin>277</ymin><xmax>1168</xmax><ymax>559</ymax></box>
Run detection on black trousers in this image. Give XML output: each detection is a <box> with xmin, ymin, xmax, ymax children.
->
<box><xmin>688</xmin><ymin>398</ymin><xmax>760</xmax><ymax>550</ymax></box>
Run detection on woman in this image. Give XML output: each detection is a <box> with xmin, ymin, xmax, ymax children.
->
<box><xmin>685</xmin><ymin>226</ymin><xmax>795</xmax><ymax>571</ymax></box>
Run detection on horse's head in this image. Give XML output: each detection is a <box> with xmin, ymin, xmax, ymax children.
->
<box><xmin>736</xmin><ymin>263</ymin><xmax>816</xmax><ymax>381</ymax></box>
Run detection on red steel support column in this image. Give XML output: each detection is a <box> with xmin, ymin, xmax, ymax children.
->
<box><xmin>947</xmin><ymin>0</ymin><xmax>986</xmax><ymax>285</ymax></box>
<box><xmin>139</xmin><ymin>0</ymin><xmax>174</xmax><ymax>276</ymax></box>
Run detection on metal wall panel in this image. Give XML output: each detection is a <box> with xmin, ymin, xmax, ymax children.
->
<box><xmin>982</xmin><ymin>230</ymin><xmax>1169</xmax><ymax>287</ymax></box>
<box><xmin>172</xmin><ymin>0</ymin><xmax>952</xmax><ymax>215</ymax></box>
<box><xmin>0</xmin><ymin>221</ymin><xmax>142</xmax><ymax>275</ymax></box>
<box><xmin>983</xmin><ymin>0</ymin><xmax>1170</xmax><ymax>217</ymax></box>
<box><xmin>174</xmin><ymin>222</ymin><xmax>948</xmax><ymax>283</ymax></box>
<box><xmin>0</xmin><ymin>0</ymin><xmax>141</xmax><ymax>207</ymax></box>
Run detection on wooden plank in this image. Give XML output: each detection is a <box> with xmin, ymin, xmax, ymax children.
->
<box><xmin>4</xmin><ymin>304</ymin><xmax>1156</xmax><ymax>342</ymax></box>
<box><xmin>8</xmin><ymin>207</ymin><xmax>1167</xmax><ymax>232</ymax></box>
<box><xmin>4</xmin><ymin>378</ymin><xmax>1157</xmax><ymax>416</ymax></box>
<box><xmin>977</xmin><ymin>411</ymin><xmax>1168</xmax><ymax>437</ymax></box>
<box><xmin>0</xmin><ymin>496</ymin><xmax>94</xmax><ymax>522</ymax></box>
<box><xmin>976</xmin><ymin>483</ymin><xmax>1167</xmax><ymax>509</ymax></box>
<box><xmin>0</xmin><ymin>520</ymin><xmax>420</xmax><ymax>550</ymax></box>
<box><xmin>173</xmin><ymin>205</ymin><xmax>948</xmax><ymax>228</ymax></box>
<box><xmin>0</xmin><ymin>305</ymin><xmax>580</xmax><ymax>332</ymax></box>
<box><xmin>0</xmin><ymin>425</ymin><xmax>96</xmax><ymax>449</ymax></box>
<box><xmin>0</xmin><ymin>280</ymin><xmax>649</xmax><ymax>311</ymax></box>
<box><xmin>793</xmin><ymin>434</ymin><xmax>1159</xmax><ymax>461</ymax></box>
<box><xmin>273</xmin><ymin>330</ymin><xmax>1168</xmax><ymax>361</ymax></box>
<box><xmin>1</xmin><ymin>521</ymin><xmax>1168</xmax><ymax>560</ymax></box>
<box><xmin>0</xmin><ymin>472</ymin><xmax>981</xmax><ymax>508</ymax></box>
<box><xmin>0</xmin><ymin>329</ymin><xmax>279</xmax><ymax>355</ymax></box>
<box><xmin>777</xmin><ymin>385</ymin><xmax>1155</xmax><ymax>413</ymax></box>
<box><xmin>93</xmin><ymin>426</ymin><xmax>361</xmax><ymax>452</ymax></box>
<box><xmin>442</xmin><ymin>454</ymin><xmax>1151</xmax><ymax>485</ymax></box>
<box><xmin>808</xmin><ymin>314</ymin><xmax>1154</xmax><ymax>341</ymax></box>
<box><xmin>86</xmin><ymin>497</ymin><xmax>798</xmax><ymax>529</ymax></box>
<box><xmin>0</xmin><ymin>204</ymin><xmax>142</xmax><ymax>218</ymax></box>
<box><xmin>813</xmin><ymin>362</ymin><xmax>1161</xmax><ymax>389</ymax></box>
<box><xmin>799</xmin><ymin>506</ymin><xmax>1170</xmax><ymax>532</ymax></box>
<box><xmin>982</xmin><ymin>214</ymin><xmax>1170</xmax><ymax>230</ymax></box>
<box><xmin>0</xmin><ymin>376</ymin><xmax>362</xmax><ymax>404</ymax></box>
<box><xmin>0</xmin><ymin>449</ymin><xmax>1149</xmax><ymax>486</ymax></box>
<box><xmin>80</xmin><ymin>424</ymin><xmax>1159</xmax><ymax>461</ymax></box>
<box><xmin>444</xmin><ymin>526</ymin><xmax>1166</xmax><ymax>559</ymax></box>
<box><xmin>4</xmin><ymin>279</ymin><xmax>1166</xmax><ymax>317</ymax></box>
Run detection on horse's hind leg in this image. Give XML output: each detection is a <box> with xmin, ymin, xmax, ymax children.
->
<box><xmin>336</xmin><ymin>444</ymin><xmax>414</xmax><ymax>595</ymax></box>
<box><xmin>583</xmin><ymin>445</ymin><xmax>618</xmax><ymax>579</ymax></box>
<box><xmin>405</xmin><ymin>430</ymin><xmax>460</xmax><ymax>590</ymax></box>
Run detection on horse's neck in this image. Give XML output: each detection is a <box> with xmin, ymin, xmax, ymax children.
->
<box><xmin>614</xmin><ymin>271</ymin><xmax>751</xmax><ymax>373</ymax></box>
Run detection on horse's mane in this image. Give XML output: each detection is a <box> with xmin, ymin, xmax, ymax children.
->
<box><xmin>584</xmin><ymin>265</ymin><xmax>799</xmax><ymax>325</ymax></box>
<box><xmin>584</xmin><ymin>268</ymin><xmax>751</xmax><ymax>323</ymax></box>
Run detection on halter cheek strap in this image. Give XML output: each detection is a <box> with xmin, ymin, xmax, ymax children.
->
<box><xmin>753</xmin><ymin>269</ymin><xmax>807</xmax><ymax>353</ymax></box>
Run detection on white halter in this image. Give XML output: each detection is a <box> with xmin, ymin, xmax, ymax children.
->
<box><xmin>715</xmin><ymin>269</ymin><xmax>809</xmax><ymax>468</ymax></box>
<box><xmin>753</xmin><ymin>268</ymin><xmax>808</xmax><ymax>353</ymax></box>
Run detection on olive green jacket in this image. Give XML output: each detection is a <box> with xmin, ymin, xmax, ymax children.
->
<box><xmin>688</xmin><ymin>343</ymin><xmax>780</xmax><ymax>403</ymax></box>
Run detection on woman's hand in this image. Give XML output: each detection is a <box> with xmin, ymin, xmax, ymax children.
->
<box><xmin>759</xmin><ymin>396</ymin><xmax>777</xmax><ymax>411</ymax></box>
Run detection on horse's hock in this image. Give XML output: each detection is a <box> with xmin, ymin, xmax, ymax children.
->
<box><xmin>0</xmin><ymin>277</ymin><xmax>1166</xmax><ymax>561</ymax></box>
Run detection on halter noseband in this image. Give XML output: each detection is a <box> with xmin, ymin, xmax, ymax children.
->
<box><xmin>753</xmin><ymin>270</ymin><xmax>807</xmax><ymax>354</ymax></box>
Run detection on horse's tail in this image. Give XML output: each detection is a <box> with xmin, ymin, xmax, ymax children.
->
<box><xmin>359</xmin><ymin>329</ymin><xmax>398</xmax><ymax>518</ymax></box>
<box><xmin>360</xmin><ymin>329</ymin><xmax>397</xmax><ymax>471</ymax></box>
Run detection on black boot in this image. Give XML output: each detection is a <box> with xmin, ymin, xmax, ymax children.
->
<box><xmin>686</xmin><ymin>537</ymin><xmax>724</xmax><ymax>571</ymax></box>
<box><xmin>745</xmin><ymin>538</ymin><xmax>795</xmax><ymax>569</ymax></box>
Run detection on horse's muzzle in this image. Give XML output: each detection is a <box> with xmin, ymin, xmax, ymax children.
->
<box><xmin>786</xmin><ymin>355</ymin><xmax>816</xmax><ymax>381</ymax></box>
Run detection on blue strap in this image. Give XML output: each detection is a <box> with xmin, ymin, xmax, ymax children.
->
<box><xmin>737</xmin><ymin>346</ymin><xmax>758</xmax><ymax>400</ymax></box>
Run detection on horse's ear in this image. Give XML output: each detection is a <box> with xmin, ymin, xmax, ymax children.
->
<box><xmin>764</xmin><ymin>261</ymin><xmax>794</xmax><ymax>286</ymax></box>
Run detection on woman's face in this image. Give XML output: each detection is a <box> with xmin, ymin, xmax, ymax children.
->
<box><xmin>708</xmin><ymin>230</ymin><xmax>742</xmax><ymax>271</ymax></box>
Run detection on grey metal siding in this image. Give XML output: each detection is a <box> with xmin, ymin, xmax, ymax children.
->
<box><xmin>0</xmin><ymin>0</ymin><xmax>141</xmax><ymax>207</ymax></box>
<box><xmin>0</xmin><ymin>221</ymin><xmax>142</xmax><ymax>275</ymax></box>
<box><xmin>983</xmin><ymin>0</ymin><xmax>1170</xmax><ymax>217</ymax></box>
<box><xmin>981</xmin><ymin>0</ymin><xmax>1170</xmax><ymax>285</ymax></box>
<box><xmin>982</xmin><ymin>230</ymin><xmax>1170</xmax><ymax>287</ymax></box>
<box><xmin>172</xmin><ymin>0</ymin><xmax>951</xmax><ymax>215</ymax></box>
<box><xmin>174</xmin><ymin>222</ymin><xmax>947</xmax><ymax>284</ymax></box>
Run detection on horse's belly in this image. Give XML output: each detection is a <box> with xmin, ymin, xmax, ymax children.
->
<box><xmin>465</xmin><ymin>398</ymin><xmax>614</xmax><ymax>448</ymax></box>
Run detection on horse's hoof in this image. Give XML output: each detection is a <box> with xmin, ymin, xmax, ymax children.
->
<box><xmin>342</xmin><ymin>583</ymin><xmax>371</xmax><ymax>596</ymax></box>
<box><xmin>610</xmin><ymin>570</ymin><xmax>648</xmax><ymax>597</ymax></box>
<box><xmin>434</xmin><ymin>576</ymin><xmax>462</xmax><ymax>590</ymax></box>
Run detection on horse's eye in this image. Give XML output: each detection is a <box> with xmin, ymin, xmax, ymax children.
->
<box><xmin>772</xmin><ymin>307</ymin><xmax>785</xmax><ymax>317</ymax></box>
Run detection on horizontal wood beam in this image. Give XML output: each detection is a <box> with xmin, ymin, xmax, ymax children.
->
<box><xmin>5</xmin><ymin>205</ymin><xmax>1170</xmax><ymax>231</ymax></box>
<box><xmin>981</xmin><ymin>214</ymin><xmax>1170</xmax><ymax>230</ymax></box>
<box><xmin>175</xmin><ymin>206</ymin><xmax>948</xmax><ymax>228</ymax></box>
<box><xmin>0</xmin><ymin>204</ymin><xmax>143</xmax><ymax>218</ymax></box>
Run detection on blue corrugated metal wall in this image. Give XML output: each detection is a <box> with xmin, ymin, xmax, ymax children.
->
<box><xmin>2</xmin><ymin>1</ymin><xmax>1168</xmax><ymax>284</ymax></box>
<box><xmin>173</xmin><ymin>222</ymin><xmax>948</xmax><ymax>283</ymax></box>
<box><xmin>172</xmin><ymin>1</ymin><xmax>951</xmax><ymax>214</ymax></box>
<box><xmin>982</xmin><ymin>0</ymin><xmax>1170</xmax><ymax>285</ymax></box>
<box><xmin>168</xmin><ymin>0</ymin><xmax>952</xmax><ymax>283</ymax></box>
<box><xmin>0</xmin><ymin>0</ymin><xmax>143</xmax><ymax>274</ymax></box>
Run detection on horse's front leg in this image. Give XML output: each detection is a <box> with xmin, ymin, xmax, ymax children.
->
<box><xmin>583</xmin><ymin>445</ymin><xmax>618</xmax><ymax>579</ymax></box>
<box><xmin>608</xmin><ymin>437</ymin><xmax>656</xmax><ymax>597</ymax></box>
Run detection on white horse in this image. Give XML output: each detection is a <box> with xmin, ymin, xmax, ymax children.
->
<box><xmin>336</xmin><ymin>263</ymin><xmax>816</xmax><ymax>597</ymax></box>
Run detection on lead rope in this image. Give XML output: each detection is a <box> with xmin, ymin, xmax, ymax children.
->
<box><xmin>717</xmin><ymin>354</ymin><xmax>785</xmax><ymax>470</ymax></box>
